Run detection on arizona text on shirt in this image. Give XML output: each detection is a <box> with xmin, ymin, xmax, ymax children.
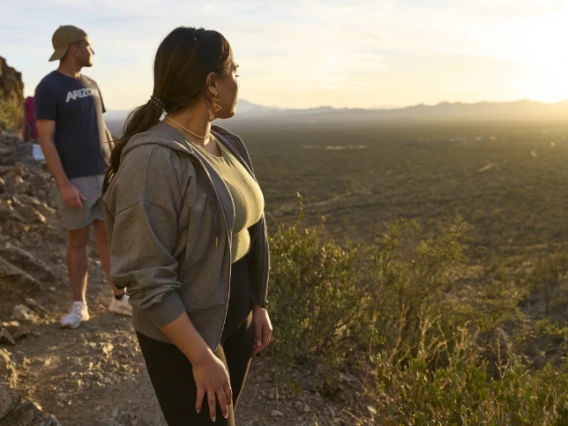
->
<box><xmin>65</xmin><ymin>87</ymin><xmax>100</xmax><ymax>103</ymax></box>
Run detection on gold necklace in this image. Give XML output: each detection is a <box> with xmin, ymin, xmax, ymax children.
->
<box><xmin>165</xmin><ymin>116</ymin><xmax>210</xmax><ymax>140</ymax></box>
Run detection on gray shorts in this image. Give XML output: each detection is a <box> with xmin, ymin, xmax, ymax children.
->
<box><xmin>56</xmin><ymin>174</ymin><xmax>105</xmax><ymax>230</ymax></box>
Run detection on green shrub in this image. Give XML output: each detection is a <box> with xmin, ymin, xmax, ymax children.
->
<box><xmin>269</xmin><ymin>217</ymin><xmax>467</xmax><ymax>381</ymax></box>
<box><xmin>268</xmin><ymin>216</ymin><xmax>568</xmax><ymax>423</ymax></box>
<box><xmin>530</xmin><ymin>252</ymin><xmax>568</xmax><ymax>314</ymax></box>
<box><xmin>363</xmin><ymin>357</ymin><xmax>568</xmax><ymax>426</ymax></box>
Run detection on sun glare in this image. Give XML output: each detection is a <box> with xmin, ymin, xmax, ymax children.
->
<box><xmin>512</xmin><ymin>9</ymin><xmax>568</xmax><ymax>102</ymax></box>
<box><xmin>516</xmin><ymin>52</ymin><xmax>568</xmax><ymax>103</ymax></box>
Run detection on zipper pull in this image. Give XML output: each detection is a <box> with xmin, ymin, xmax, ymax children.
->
<box><xmin>216</xmin><ymin>237</ymin><xmax>219</xmax><ymax>248</ymax></box>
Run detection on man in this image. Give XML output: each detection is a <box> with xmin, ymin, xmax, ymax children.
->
<box><xmin>35</xmin><ymin>25</ymin><xmax>132</xmax><ymax>329</ymax></box>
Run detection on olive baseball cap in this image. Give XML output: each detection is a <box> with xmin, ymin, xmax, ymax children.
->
<box><xmin>48</xmin><ymin>25</ymin><xmax>88</xmax><ymax>62</ymax></box>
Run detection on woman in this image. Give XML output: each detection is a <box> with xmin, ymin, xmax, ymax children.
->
<box><xmin>102</xmin><ymin>27</ymin><xmax>272</xmax><ymax>425</ymax></box>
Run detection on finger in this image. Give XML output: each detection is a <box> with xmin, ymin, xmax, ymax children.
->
<box><xmin>254</xmin><ymin>341</ymin><xmax>268</xmax><ymax>354</ymax></box>
<box><xmin>63</xmin><ymin>196</ymin><xmax>73</xmax><ymax>207</ymax></box>
<box><xmin>254</xmin><ymin>319</ymin><xmax>263</xmax><ymax>351</ymax></box>
<box><xmin>69</xmin><ymin>193</ymin><xmax>82</xmax><ymax>208</ymax></box>
<box><xmin>216</xmin><ymin>388</ymin><xmax>229</xmax><ymax>419</ymax></box>
<box><xmin>263</xmin><ymin>323</ymin><xmax>273</xmax><ymax>348</ymax></box>
<box><xmin>79</xmin><ymin>191</ymin><xmax>87</xmax><ymax>201</ymax></box>
<box><xmin>195</xmin><ymin>387</ymin><xmax>204</xmax><ymax>414</ymax></box>
<box><xmin>224</xmin><ymin>383</ymin><xmax>233</xmax><ymax>407</ymax></box>
<box><xmin>207</xmin><ymin>390</ymin><xmax>216</xmax><ymax>422</ymax></box>
<box><xmin>255</xmin><ymin>322</ymin><xmax>272</xmax><ymax>354</ymax></box>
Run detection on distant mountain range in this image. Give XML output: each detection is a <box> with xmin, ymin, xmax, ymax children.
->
<box><xmin>235</xmin><ymin>99</ymin><xmax>568</xmax><ymax>121</ymax></box>
<box><xmin>105</xmin><ymin>99</ymin><xmax>568</xmax><ymax>132</ymax></box>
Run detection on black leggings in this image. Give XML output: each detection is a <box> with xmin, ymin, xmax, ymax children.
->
<box><xmin>136</xmin><ymin>258</ymin><xmax>255</xmax><ymax>426</ymax></box>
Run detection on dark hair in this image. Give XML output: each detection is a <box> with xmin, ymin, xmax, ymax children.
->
<box><xmin>103</xmin><ymin>27</ymin><xmax>233</xmax><ymax>193</ymax></box>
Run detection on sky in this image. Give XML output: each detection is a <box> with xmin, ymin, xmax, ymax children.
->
<box><xmin>2</xmin><ymin>0</ymin><xmax>568</xmax><ymax>111</ymax></box>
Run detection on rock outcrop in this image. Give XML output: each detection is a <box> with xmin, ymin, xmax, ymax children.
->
<box><xmin>0</xmin><ymin>57</ymin><xmax>24</xmax><ymax>131</ymax></box>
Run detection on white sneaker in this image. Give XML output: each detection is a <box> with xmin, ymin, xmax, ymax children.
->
<box><xmin>60</xmin><ymin>301</ymin><xmax>89</xmax><ymax>329</ymax></box>
<box><xmin>109</xmin><ymin>294</ymin><xmax>133</xmax><ymax>316</ymax></box>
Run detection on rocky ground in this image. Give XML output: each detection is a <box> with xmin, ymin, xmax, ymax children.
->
<box><xmin>0</xmin><ymin>131</ymin><xmax>361</xmax><ymax>426</ymax></box>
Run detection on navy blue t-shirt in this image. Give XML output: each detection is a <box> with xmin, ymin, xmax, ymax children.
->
<box><xmin>35</xmin><ymin>71</ymin><xmax>109</xmax><ymax>179</ymax></box>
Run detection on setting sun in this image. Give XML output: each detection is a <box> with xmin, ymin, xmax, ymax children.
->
<box><xmin>510</xmin><ymin>7</ymin><xmax>568</xmax><ymax>102</ymax></box>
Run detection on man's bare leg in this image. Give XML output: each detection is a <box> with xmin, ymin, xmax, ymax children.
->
<box><xmin>61</xmin><ymin>226</ymin><xmax>91</xmax><ymax>328</ymax></box>
<box><xmin>67</xmin><ymin>226</ymin><xmax>90</xmax><ymax>302</ymax></box>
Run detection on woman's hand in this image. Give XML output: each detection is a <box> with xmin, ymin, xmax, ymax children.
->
<box><xmin>253</xmin><ymin>305</ymin><xmax>273</xmax><ymax>354</ymax></box>
<box><xmin>192</xmin><ymin>349</ymin><xmax>232</xmax><ymax>422</ymax></box>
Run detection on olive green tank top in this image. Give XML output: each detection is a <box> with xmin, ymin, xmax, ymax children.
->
<box><xmin>194</xmin><ymin>136</ymin><xmax>265</xmax><ymax>263</ymax></box>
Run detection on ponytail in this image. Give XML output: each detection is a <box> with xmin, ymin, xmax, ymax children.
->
<box><xmin>102</xmin><ymin>101</ymin><xmax>162</xmax><ymax>194</ymax></box>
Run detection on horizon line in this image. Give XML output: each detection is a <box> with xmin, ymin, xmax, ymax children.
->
<box><xmin>104</xmin><ymin>98</ymin><xmax>568</xmax><ymax>113</ymax></box>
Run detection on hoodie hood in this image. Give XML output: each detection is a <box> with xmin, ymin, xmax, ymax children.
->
<box><xmin>122</xmin><ymin>120</ymin><xmax>198</xmax><ymax>160</ymax></box>
<box><xmin>121</xmin><ymin>121</ymin><xmax>247</xmax><ymax>167</ymax></box>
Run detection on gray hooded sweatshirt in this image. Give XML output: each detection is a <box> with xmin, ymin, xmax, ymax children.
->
<box><xmin>102</xmin><ymin>122</ymin><xmax>269</xmax><ymax>350</ymax></box>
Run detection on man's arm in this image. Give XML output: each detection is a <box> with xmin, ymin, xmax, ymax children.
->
<box><xmin>103</xmin><ymin>122</ymin><xmax>114</xmax><ymax>150</ymax></box>
<box><xmin>36</xmin><ymin>120</ymin><xmax>67</xmax><ymax>186</ymax></box>
<box><xmin>36</xmin><ymin>120</ymin><xmax>85</xmax><ymax>208</ymax></box>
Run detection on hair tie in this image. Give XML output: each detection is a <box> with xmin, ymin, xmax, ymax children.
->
<box><xmin>149</xmin><ymin>95</ymin><xmax>166</xmax><ymax>110</ymax></box>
